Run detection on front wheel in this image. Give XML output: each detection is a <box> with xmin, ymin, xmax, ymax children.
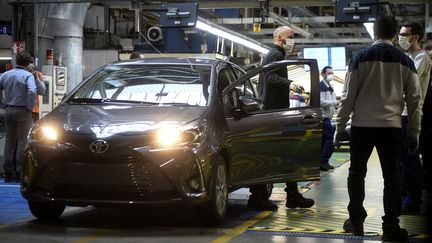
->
<box><xmin>28</xmin><ymin>201</ymin><xmax>65</xmax><ymax>221</ymax></box>
<box><xmin>197</xmin><ymin>156</ymin><xmax>228</xmax><ymax>225</ymax></box>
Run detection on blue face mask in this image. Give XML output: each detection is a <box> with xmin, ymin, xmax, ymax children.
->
<box><xmin>326</xmin><ymin>75</ymin><xmax>333</xmax><ymax>82</ymax></box>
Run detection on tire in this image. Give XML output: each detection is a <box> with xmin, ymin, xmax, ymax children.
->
<box><xmin>28</xmin><ymin>201</ymin><xmax>65</xmax><ymax>221</ymax></box>
<box><xmin>197</xmin><ymin>156</ymin><xmax>228</xmax><ymax>225</ymax></box>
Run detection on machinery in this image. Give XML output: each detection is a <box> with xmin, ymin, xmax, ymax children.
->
<box><xmin>40</xmin><ymin>65</ymin><xmax>67</xmax><ymax>117</ymax></box>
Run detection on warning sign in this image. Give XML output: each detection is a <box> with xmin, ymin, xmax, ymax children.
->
<box><xmin>12</xmin><ymin>41</ymin><xmax>25</xmax><ymax>54</ymax></box>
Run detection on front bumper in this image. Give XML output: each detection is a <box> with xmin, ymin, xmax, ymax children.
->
<box><xmin>21</xmin><ymin>143</ymin><xmax>209</xmax><ymax>207</ymax></box>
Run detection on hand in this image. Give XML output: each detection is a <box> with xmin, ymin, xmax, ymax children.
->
<box><xmin>406</xmin><ymin>136</ymin><xmax>418</xmax><ymax>155</ymax></box>
<box><xmin>290</xmin><ymin>83</ymin><xmax>304</xmax><ymax>94</ymax></box>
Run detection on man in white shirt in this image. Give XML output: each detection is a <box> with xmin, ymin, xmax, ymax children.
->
<box><xmin>319</xmin><ymin>66</ymin><xmax>338</xmax><ymax>171</ymax></box>
<box><xmin>398</xmin><ymin>21</ymin><xmax>432</xmax><ymax>213</ymax></box>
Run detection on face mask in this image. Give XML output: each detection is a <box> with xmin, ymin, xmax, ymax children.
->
<box><xmin>398</xmin><ymin>36</ymin><xmax>412</xmax><ymax>51</ymax></box>
<box><xmin>326</xmin><ymin>75</ymin><xmax>333</xmax><ymax>82</ymax></box>
<box><xmin>282</xmin><ymin>38</ymin><xmax>295</xmax><ymax>54</ymax></box>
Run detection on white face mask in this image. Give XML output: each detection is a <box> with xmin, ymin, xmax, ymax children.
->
<box><xmin>398</xmin><ymin>36</ymin><xmax>412</xmax><ymax>51</ymax></box>
<box><xmin>326</xmin><ymin>75</ymin><xmax>333</xmax><ymax>82</ymax></box>
<box><xmin>282</xmin><ymin>38</ymin><xmax>295</xmax><ymax>54</ymax></box>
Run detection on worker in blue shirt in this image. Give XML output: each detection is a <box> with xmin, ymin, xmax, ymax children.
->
<box><xmin>0</xmin><ymin>52</ymin><xmax>36</xmax><ymax>183</ymax></box>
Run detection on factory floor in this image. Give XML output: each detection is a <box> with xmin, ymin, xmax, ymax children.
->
<box><xmin>0</xmin><ymin>148</ymin><xmax>429</xmax><ymax>243</ymax></box>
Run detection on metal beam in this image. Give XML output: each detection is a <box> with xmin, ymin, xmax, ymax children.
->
<box><xmin>8</xmin><ymin>0</ymin><xmax>426</xmax><ymax>7</ymax></box>
<box><xmin>268</xmin><ymin>10</ymin><xmax>312</xmax><ymax>38</ymax></box>
<box><xmin>259</xmin><ymin>37</ymin><xmax>373</xmax><ymax>44</ymax></box>
<box><xmin>7</xmin><ymin>0</ymin><xmax>129</xmax><ymax>4</ymax></box>
<box><xmin>246</xmin><ymin>27</ymin><xmax>366</xmax><ymax>35</ymax></box>
<box><xmin>214</xmin><ymin>16</ymin><xmax>336</xmax><ymax>24</ymax></box>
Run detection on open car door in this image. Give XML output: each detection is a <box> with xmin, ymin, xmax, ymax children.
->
<box><xmin>222</xmin><ymin>59</ymin><xmax>322</xmax><ymax>187</ymax></box>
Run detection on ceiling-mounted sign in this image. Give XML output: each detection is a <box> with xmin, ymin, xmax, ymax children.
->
<box><xmin>12</xmin><ymin>41</ymin><xmax>25</xmax><ymax>54</ymax></box>
<box><xmin>0</xmin><ymin>24</ymin><xmax>10</xmax><ymax>35</ymax></box>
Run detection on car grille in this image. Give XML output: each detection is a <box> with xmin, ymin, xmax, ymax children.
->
<box><xmin>37</xmin><ymin>160</ymin><xmax>177</xmax><ymax>201</ymax></box>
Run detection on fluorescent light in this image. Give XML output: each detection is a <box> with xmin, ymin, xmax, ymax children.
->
<box><xmin>0</xmin><ymin>57</ymin><xmax>12</xmax><ymax>60</ymax></box>
<box><xmin>363</xmin><ymin>22</ymin><xmax>374</xmax><ymax>39</ymax></box>
<box><xmin>196</xmin><ymin>18</ymin><xmax>269</xmax><ymax>54</ymax></box>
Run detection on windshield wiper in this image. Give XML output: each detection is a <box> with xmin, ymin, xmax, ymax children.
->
<box><xmin>67</xmin><ymin>98</ymin><xmax>111</xmax><ymax>104</ymax></box>
<box><xmin>161</xmin><ymin>102</ymin><xmax>200</xmax><ymax>107</ymax></box>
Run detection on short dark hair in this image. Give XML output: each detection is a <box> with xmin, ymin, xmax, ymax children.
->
<box><xmin>321</xmin><ymin>66</ymin><xmax>333</xmax><ymax>75</ymax></box>
<box><xmin>401</xmin><ymin>21</ymin><xmax>424</xmax><ymax>41</ymax></box>
<box><xmin>373</xmin><ymin>16</ymin><xmax>399</xmax><ymax>40</ymax></box>
<box><xmin>16</xmin><ymin>52</ymin><xmax>33</xmax><ymax>67</ymax></box>
<box><xmin>130</xmin><ymin>51</ymin><xmax>142</xmax><ymax>59</ymax></box>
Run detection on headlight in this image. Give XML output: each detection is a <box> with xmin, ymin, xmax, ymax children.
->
<box><xmin>30</xmin><ymin>124</ymin><xmax>58</xmax><ymax>142</ymax></box>
<box><xmin>156</xmin><ymin>127</ymin><xmax>181</xmax><ymax>146</ymax></box>
<box><xmin>155</xmin><ymin>126</ymin><xmax>203</xmax><ymax>147</ymax></box>
<box><xmin>41</xmin><ymin>126</ymin><xmax>58</xmax><ymax>140</ymax></box>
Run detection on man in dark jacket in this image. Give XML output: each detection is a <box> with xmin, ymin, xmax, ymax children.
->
<box><xmin>335</xmin><ymin>16</ymin><xmax>421</xmax><ymax>241</ymax></box>
<box><xmin>248</xmin><ymin>26</ymin><xmax>315</xmax><ymax>210</ymax></box>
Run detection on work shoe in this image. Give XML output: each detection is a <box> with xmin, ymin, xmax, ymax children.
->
<box><xmin>382</xmin><ymin>226</ymin><xmax>408</xmax><ymax>241</ymax></box>
<box><xmin>343</xmin><ymin>218</ymin><xmax>364</xmax><ymax>235</ymax></box>
<box><xmin>320</xmin><ymin>162</ymin><xmax>335</xmax><ymax>171</ymax></box>
<box><xmin>286</xmin><ymin>193</ymin><xmax>314</xmax><ymax>208</ymax></box>
<box><xmin>247</xmin><ymin>196</ymin><xmax>278</xmax><ymax>211</ymax></box>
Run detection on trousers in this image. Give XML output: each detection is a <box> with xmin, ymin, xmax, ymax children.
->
<box><xmin>348</xmin><ymin>126</ymin><xmax>402</xmax><ymax>228</ymax></box>
<box><xmin>3</xmin><ymin>107</ymin><xmax>32</xmax><ymax>174</ymax></box>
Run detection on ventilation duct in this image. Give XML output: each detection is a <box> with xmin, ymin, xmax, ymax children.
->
<box><xmin>38</xmin><ymin>3</ymin><xmax>90</xmax><ymax>92</ymax></box>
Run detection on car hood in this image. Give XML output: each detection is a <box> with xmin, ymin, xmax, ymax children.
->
<box><xmin>41</xmin><ymin>104</ymin><xmax>207</xmax><ymax>137</ymax></box>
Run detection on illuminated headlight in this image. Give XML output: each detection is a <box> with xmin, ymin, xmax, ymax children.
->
<box><xmin>30</xmin><ymin>124</ymin><xmax>58</xmax><ymax>142</ymax></box>
<box><xmin>157</xmin><ymin>127</ymin><xmax>181</xmax><ymax>146</ymax></box>
<box><xmin>156</xmin><ymin>126</ymin><xmax>203</xmax><ymax>147</ymax></box>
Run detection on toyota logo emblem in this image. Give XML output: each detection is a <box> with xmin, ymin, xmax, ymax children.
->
<box><xmin>89</xmin><ymin>140</ymin><xmax>109</xmax><ymax>153</ymax></box>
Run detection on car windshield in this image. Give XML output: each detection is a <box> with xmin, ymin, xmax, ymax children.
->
<box><xmin>70</xmin><ymin>64</ymin><xmax>212</xmax><ymax>107</ymax></box>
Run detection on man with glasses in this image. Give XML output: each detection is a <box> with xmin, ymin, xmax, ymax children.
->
<box><xmin>248</xmin><ymin>26</ymin><xmax>314</xmax><ymax>211</ymax></box>
<box><xmin>398</xmin><ymin>21</ymin><xmax>432</xmax><ymax>213</ymax></box>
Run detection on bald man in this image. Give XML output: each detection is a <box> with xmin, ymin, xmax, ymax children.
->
<box><xmin>249</xmin><ymin>26</ymin><xmax>315</xmax><ymax>211</ymax></box>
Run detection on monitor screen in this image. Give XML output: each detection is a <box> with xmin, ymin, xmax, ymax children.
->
<box><xmin>160</xmin><ymin>2</ymin><xmax>198</xmax><ymax>28</ymax></box>
<box><xmin>335</xmin><ymin>0</ymin><xmax>378</xmax><ymax>23</ymax></box>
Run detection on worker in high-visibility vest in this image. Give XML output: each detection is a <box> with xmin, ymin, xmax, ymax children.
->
<box><xmin>28</xmin><ymin>59</ymin><xmax>46</xmax><ymax>122</ymax></box>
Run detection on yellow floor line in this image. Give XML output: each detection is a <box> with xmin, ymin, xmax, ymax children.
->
<box><xmin>211</xmin><ymin>211</ymin><xmax>272</xmax><ymax>243</ymax></box>
<box><xmin>73</xmin><ymin>229</ymin><xmax>119</xmax><ymax>243</ymax></box>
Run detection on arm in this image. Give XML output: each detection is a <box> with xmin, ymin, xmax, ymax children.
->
<box><xmin>264</xmin><ymin>51</ymin><xmax>292</xmax><ymax>89</ymax></box>
<box><xmin>336</xmin><ymin>68</ymin><xmax>358</xmax><ymax>134</ymax></box>
<box><xmin>26</xmin><ymin>74</ymin><xmax>37</xmax><ymax>110</ymax></box>
<box><xmin>320</xmin><ymin>91</ymin><xmax>339</xmax><ymax>107</ymax></box>
<box><xmin>34</xmin><ymin>71</ymin><xmax>46</xmax><ymax>95</ymax></box>
<box><xmin>414</xmin><ymin>53</ymin><xmax>432</xmax><ymax>103</ymax></box>
<box><xmin>404</xmin><ymin>71</ymin><xmax>422</xmax><ymax>140</ymax></box>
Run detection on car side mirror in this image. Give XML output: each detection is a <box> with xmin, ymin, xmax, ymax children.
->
<box><xmin>239</xmin><ymin>96</ymin><xmax>261</xmax><ymax>113</ymax></box>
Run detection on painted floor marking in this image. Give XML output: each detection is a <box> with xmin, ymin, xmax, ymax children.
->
<box><xmin>211</xmin><ymin>211</ymin><xmax>272</xmax><ymax>243</ymax></box>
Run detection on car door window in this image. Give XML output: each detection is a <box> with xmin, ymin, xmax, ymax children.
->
<box><xmin>224</xmin><ymin>60</ymin><xmax>321</xmax><ymax>185</ymax></box>
<box><xmin>256</xmin><ymin>63</ymin><xmax>314</xmax><ymax>112</ymax></box>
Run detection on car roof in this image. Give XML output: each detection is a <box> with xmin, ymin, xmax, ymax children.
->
<box><xmin>110</xmin><ymin>57</ymin><xmax>223</xmax><ymax>66</ymax></box>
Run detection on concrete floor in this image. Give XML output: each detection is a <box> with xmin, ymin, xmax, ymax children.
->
<box><xmin>0</xmin><ymin>148</ymin><xmax>430</xmax><ymax>243</ymax></box>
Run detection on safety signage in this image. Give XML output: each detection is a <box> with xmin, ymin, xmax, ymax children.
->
<box><xmin>0</xmin><ymin>24</ymin><xmax>10</xmax><ymax>35</ymax></box>
<box><xmin>12</xmin><ymin>41</ymin><xmax>25</xmax><ymax>54</ymax></box>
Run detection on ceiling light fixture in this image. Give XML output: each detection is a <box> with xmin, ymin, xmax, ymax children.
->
<box><xmin>196</xmin><ymin>17</ymin><xmax>270</xmax><ymax>54</ymax></box>
<box><xmin>363</xmin><ymin>22</ymin><xmax>374</xmax><ymax>39</ymax></box>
